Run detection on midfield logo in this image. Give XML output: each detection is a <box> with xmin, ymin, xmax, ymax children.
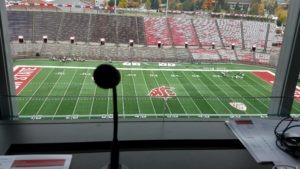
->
<box><xmin>149</xmin><ymin>86</ymin><xmax>176</xmax><ymax>99</ymax></box>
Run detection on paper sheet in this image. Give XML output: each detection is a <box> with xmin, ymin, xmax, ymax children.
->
<box><xmin>0</xmin><ymin>155</ymin><xmax>72</xmax><ymax>169</ymax></box>
<box><xmin>226</xmin><ymin>118</ymin><xmax>300</xmax><ymax>166</ymax></box>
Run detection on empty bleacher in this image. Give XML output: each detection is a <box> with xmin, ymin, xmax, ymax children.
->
<box><xmin>168</xmin><ymin>17</ymin><xmax>199</xmax><ymax>46</ymax></box>
<box><xmin>8</xmin><ymin>11</ymin><xmax>279</xmax><ymax>67</ymax></box>
<box><xmin>193</xmin><ymin>18</ymin><xmax>222</xmax><ymax>47</ymax></box>
<box><xmin>236</xmin><ymin>49</ymin><xmax>254</xmax><ymax>63</ymax></box>
<box><xmin>243</xmin><ymin>21</ymin><xmax>268</xmax><ymax>50</ymax></box>
<box><xmin>57</xmin><ymin>13</ymin><xmax>90</xmax><ymax>42</ymax></box>
<box><xmin>217</xmin><ymin>19</ymin><xmax>242</xmax><ymax>47</ymax></box>
<box><xmin>255</xmin><ymin>52</ymin><xmax>271</xmax><ymax>64</ymax></box>
<box><xmin>144</xmin><ymin>17</ymin><xmax>172</xmax><ymax>46</ymax></box>
<box><xmin>89</xmin><ymin>14</ymin><xmax>145</xmax><ymax>45</ymax></box>
<box><xmin>89</xmin><ymin>14</ymin><xmax>115</xmax><ymax>43</ymax></box>
<box><xmin>267</xmin><ymin>23</ymin><xmax>279</xmax><ymax>50</ymax></box>
<box><xmin>7</xmin><ymin>11</ymin><xmax>33</xmax><ymax>41</ymax></box>
<box><xmin>116</xmin><ymin>15</ymin><xmax>143</xmax><ymax>44</ymax></box>
<box><xmin>217</xmin><ymin>48</ymin><xmax>236</xmax><ymax>61</ymax></box>
<box><xmin>32</xmin><ymin>11</ymin><xmax>62</xmax><ymax>41</ymax></box>
<box><xmin>190</xmin><ymin>48</ymin><xmax>219</xmax><ymax>61</ymax></box>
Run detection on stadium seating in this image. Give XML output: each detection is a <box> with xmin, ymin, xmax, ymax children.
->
<box><xmin>144</xmin><ymin>17</ymin><xmax>172</xmax><ymax>46</ymax></box>
<box><xmin>89</xmin><ymin>14</ymin><xmax>145</xmax><ymax>45</ymax></box>
<box><xmin>32</xmin><ymin>11</ymin><xmax>62</xmax><ymax>41</ymax></box>
<box><xmin>217</xmin><ymin>19</ymin><xmax>242</xmax><ymax>47</ymax></box>
<box><xmin>236</xmin><ymin>49</ymin><xmax>254</xmax><ymax>62</ymax></box>
<box><xmin>193</xmin><ymin>18</ymin><xmax>222</xmax><ymax>47</ymax></box>
<box><xmin>254</xmin><ymin>52</ymin><xmax>271</xmax><ymax>64</ymax></box>
<box><xmin>136</xmin><ymin>17</ymin><xmax>147</xmax><ymax>45</ymax></box>
<box><xmin>267</xmin><ymin>23</ymin><xmax>279</xmax><ymax>50</ymax></box>
<box><xmin>190</xmin><ymin>48</ymin><xmax>219</xmax><ymax>61</ymax></box>
<box><xmin>243</xmin><ymin>21</ymin><xmax>268</xmax><ymax>50</ymax></box>
<box><xmin>117</xmin><ymin>15</ymin><xmax>145</xmax><ymax>45</ymax></box>
<box><xmin>217</xmin><ymin>49</ymin><xmax>236</xmax><ymax>61</ymax></box>
<box><xmin>161</xmin><ymin>48</ymin><xmax>190</xmax><ymax>61</ymax></box>
<box><xmin>57</xmin><ymin>13</ymin><xmax>89</xmax><ymax>42</ymax></box>
<box><xmin>89</xmin><ymin>14</ymin><xmax>113</xmax><ymax>43</ymax></box>
<box><xmin>141</xmin><ymin>47</ymin><xmax>164</xmax><ymax>60</ymax></box>
<box><xmin>7</xmin><ymin>11</ymin><xmax>33</xmax><ymax>41</ymax></box>
<box><xmin>168</xmin><ymin>17</ymin><xmax>199</xmax><ymax>46</ymax></box>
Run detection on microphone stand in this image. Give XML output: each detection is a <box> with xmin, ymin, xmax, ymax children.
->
<box><xmin>111</xmin><ymin>87</ymin><xmax>119</xmax><ymax>169</ymax></box>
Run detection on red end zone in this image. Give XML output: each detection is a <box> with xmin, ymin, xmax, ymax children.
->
<box><xmin>14</xmin><ymin>67</ymin><xmax>41</xmax><ymax>95</ymax></box>
<box><xmin>252</xmin><ymin>71</ymin><xmax>300</xmax><ymax>103</ymax></box>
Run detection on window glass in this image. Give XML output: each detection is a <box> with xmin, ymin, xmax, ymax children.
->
<box><xmin>5</xmin><ymin>0</ymin><xmax>295</xmax><ymax>120</ymax></box>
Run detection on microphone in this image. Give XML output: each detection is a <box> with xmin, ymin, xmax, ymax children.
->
<box><xmin>93</xmin><ymin>64</ymin><xmax>121</xmax><ymax>89</ymax></box>
<box><xmin>93</xmin><ymin>64</ymin><xmax>128</xmax><ymax>169</ymax></box>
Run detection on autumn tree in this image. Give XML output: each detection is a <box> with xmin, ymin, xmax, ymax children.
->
<box><xmin>128</xmin><ymin>0</ymin><xmax>140</xmax><ymax>7</ymax></box>
<box><xmin>258</xmin><ymin>3</ymin><xmax>265</xmax><ymax>15</ymax></box>
<box><xmin>276</xmin><ymin>5</ymin><xmax>288</xmax><ymax>26</ymax></box>
<box><xmin>118</xmin><ymin>0</ymin><xmax>128</xmax><ymax>7</ymax></box>
<box><xmin>202</xmin><ymin>0</ymin><xmax>213</xmax><ymax>10</ymax></box>
<box><xmin>145</xmin><ymin>0</ymin><xmax>151</xmax><ymax>9</ymax></box>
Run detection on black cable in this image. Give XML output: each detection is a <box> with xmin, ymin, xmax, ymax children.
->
<box><xmin>274</xmin><ymin>117</ymin><xmax>300</xmax><ymax>156</ymax></box>
<box><xmin>274</xmin><ymin>116</ymin><xmax>293</xmax><ymax>138</ymax></box>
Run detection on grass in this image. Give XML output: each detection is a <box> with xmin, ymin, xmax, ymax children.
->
<box><xmin>15</xmin><ymin>60</ymin><xmax>300</xmax><ymax>120</ymax></box>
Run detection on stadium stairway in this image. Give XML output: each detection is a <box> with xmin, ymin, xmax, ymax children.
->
<box><xmin>86</xmin><ymin>13</ymin><xmax>93</xmax><ymax>43</ymax></box>
<box><xmin>233</xmin><ymin>48</ymin><xmax>238</xmax><ymax>61</ymax></box>
<box><xmin>215</xmin><ymin>48</ymin><xmax>223</xmax><ymax>61</ymax></box>
<box><xmin>166</xmin><ymin>17</ymin><xmax>175</xmax><ymax>47</ymax></box>
<box><xmin>55</xmin><ymin>12</ymin><xmax>65</xmax><ymax>42</ymax></box>
<box><xmin>264</xmin><ymin>23</ymin><xmax>271</xmax><ymax>52</ymax></box>
<box><xmin>215</xmin><ymin>19</ymin><xmax>225</xmax><ymax>47</ymax></box>
<box><xmin>241</xmin><ymin>21</ymin><xmax>245</xmax><ymax>49</ymax></box>
<box><xmin>190</xmin><ymin>18</ymin><xmax>202</xmax><ymax>48</ymax></box>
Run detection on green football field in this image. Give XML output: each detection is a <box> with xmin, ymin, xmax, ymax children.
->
<box><xmin>14</xmin><ymin>60</ymin><xmax>300</xmax><ymax>120</ymax></box>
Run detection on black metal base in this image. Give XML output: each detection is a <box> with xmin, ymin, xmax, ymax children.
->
<box><xmin>101</xmin><ymin>164</ymin><xmax>129</xmax><ymax>169</ymax></box>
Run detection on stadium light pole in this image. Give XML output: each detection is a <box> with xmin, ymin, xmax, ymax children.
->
<box><xmin>165</xmin><ymin>0</ymin><xmax>169</xmax><ymax>17</ymax></box>
<box><xmin>114</xmin><ymin>0</ymin><xmax>117</xmax><ymax>14</ymax></box>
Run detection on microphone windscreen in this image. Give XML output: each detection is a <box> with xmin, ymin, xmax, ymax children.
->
<box><xmin>93</xmin><ymin>64</ymin><xmax>121</xmax><ymax>89</ymax></box>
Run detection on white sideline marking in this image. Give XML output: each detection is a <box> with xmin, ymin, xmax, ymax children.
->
<box><xmin>20</xmin><ymin>114</ymin><xmax>268</xmax><ymax>118</ymax></box>
<box><xmin>16</xmin><ymin>65</ymin><xmax>270</xmax><ymax>72</ymax></box>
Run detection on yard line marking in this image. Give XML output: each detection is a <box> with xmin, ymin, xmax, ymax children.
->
<box><xmin>120</xmin><ymin>74</ymin><xmax>125</xmax><ymax>119</ymax></box>
<box><xmin>252</xmin><ymin>71</ymin><xmax>300</xmax><ymax>112</ymax></box>
<box><xmin>19</xmin><ymin>113</ymin><xmax>270</xmax><ymax>118</ymax></box>
<box><xmin>89</xmin><ymin>78</ymin><xmax>98</xmax><ymax>120</ymax></box>
<box><xmin>131</xmin><ymin>70</ymin><xmax>141</xmax><ymax>114</ymax></box>
<box><xmin>192</xmin><ymin>72</ymin><xmax>238</xmax><ymax>115</ymax></box>
<box><xmin>181</xmin><ymin>71</ymin><xmax>220</xmax><ymax>114</ymax></box>
<box><xmin>16</xmin><ymin>65</ymin><xmax>270</xmax><ymax>72</ymax></box>
<box><xmin>161</xmin><ymin>71</ymin><xmax>189</xmax><ymax>117</ymax></box>
<box><xmin>240</xmin><ymin>74</ymin><xmax>272</xmax><ymax>109</ymax></box>
<box><xmin>152</xmin><ymin>70</ymin><xmax>172</xmax><ymax>115</ymax></box>
<box><xmin>215</xmin><ymin>72</ymin><xmax>262</xmax><ymax>114</ymax></box>
<box><xmin>169</xmin><ymin>71</ymin><xmax>202</xmax><ymax>114</ymax></box>
<box><xmin>72</xmin><ymin>69</ymin><xmax>89</xmax><ymax>116</ymax></box>
<box><xmin>227</xmin><ymin>73</ymin><xmax>269</xmax><ymax>110</ymax></box>
<box><xmin>52</xmin><ymin>69</ymin><xmax>78</xmax><ymax>120</ymax></box>
<box><xmin>35</xmin><ymin>69</ymin><xmax>66</xmax><ymax>115</ymax></box>
<box><xmin>141</xmin><ymin>70</ymin><xmax>157</xmax><ymax>117</ymax></box>
<box><xmin>19</xmin><ymin>69</ymin><xmax>55</xmax><ymax>115</ymax></box>
<box><xmin>107</xmin><ymin>90</ymin><xmax>110</xmax><ymax>115</ymax></box>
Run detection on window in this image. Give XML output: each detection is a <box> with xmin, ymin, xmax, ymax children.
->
<box><xmin>0</xmin><ymin>0</ymin><xmax>299</xmax><ymax>121</ymax></box>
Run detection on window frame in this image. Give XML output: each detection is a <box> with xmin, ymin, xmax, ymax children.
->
<box><xmin>0</xmin><ymin>1</ymin><xmax>299</xmax><ymax>120</ymax></box>
<box><xmin>0</xmin><ymin>0</ymin><xmax>17</xmax><ymax>120</ymax></box>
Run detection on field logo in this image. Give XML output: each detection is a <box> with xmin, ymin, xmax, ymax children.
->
<box><xmin>149</xmin><ymin>86</ymin><xmax>176</xmax><ymax>99</ymax></box>
<box><xmin>230</xmin><ymin>102</ymin><xmax>247</xmax><ymax>111</ymax></box>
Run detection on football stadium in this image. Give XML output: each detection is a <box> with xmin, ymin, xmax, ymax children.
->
<box><xmin>6</xmin><ymin>1</ymin><xmax>299</xmax><ymax>120</ymax></box>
